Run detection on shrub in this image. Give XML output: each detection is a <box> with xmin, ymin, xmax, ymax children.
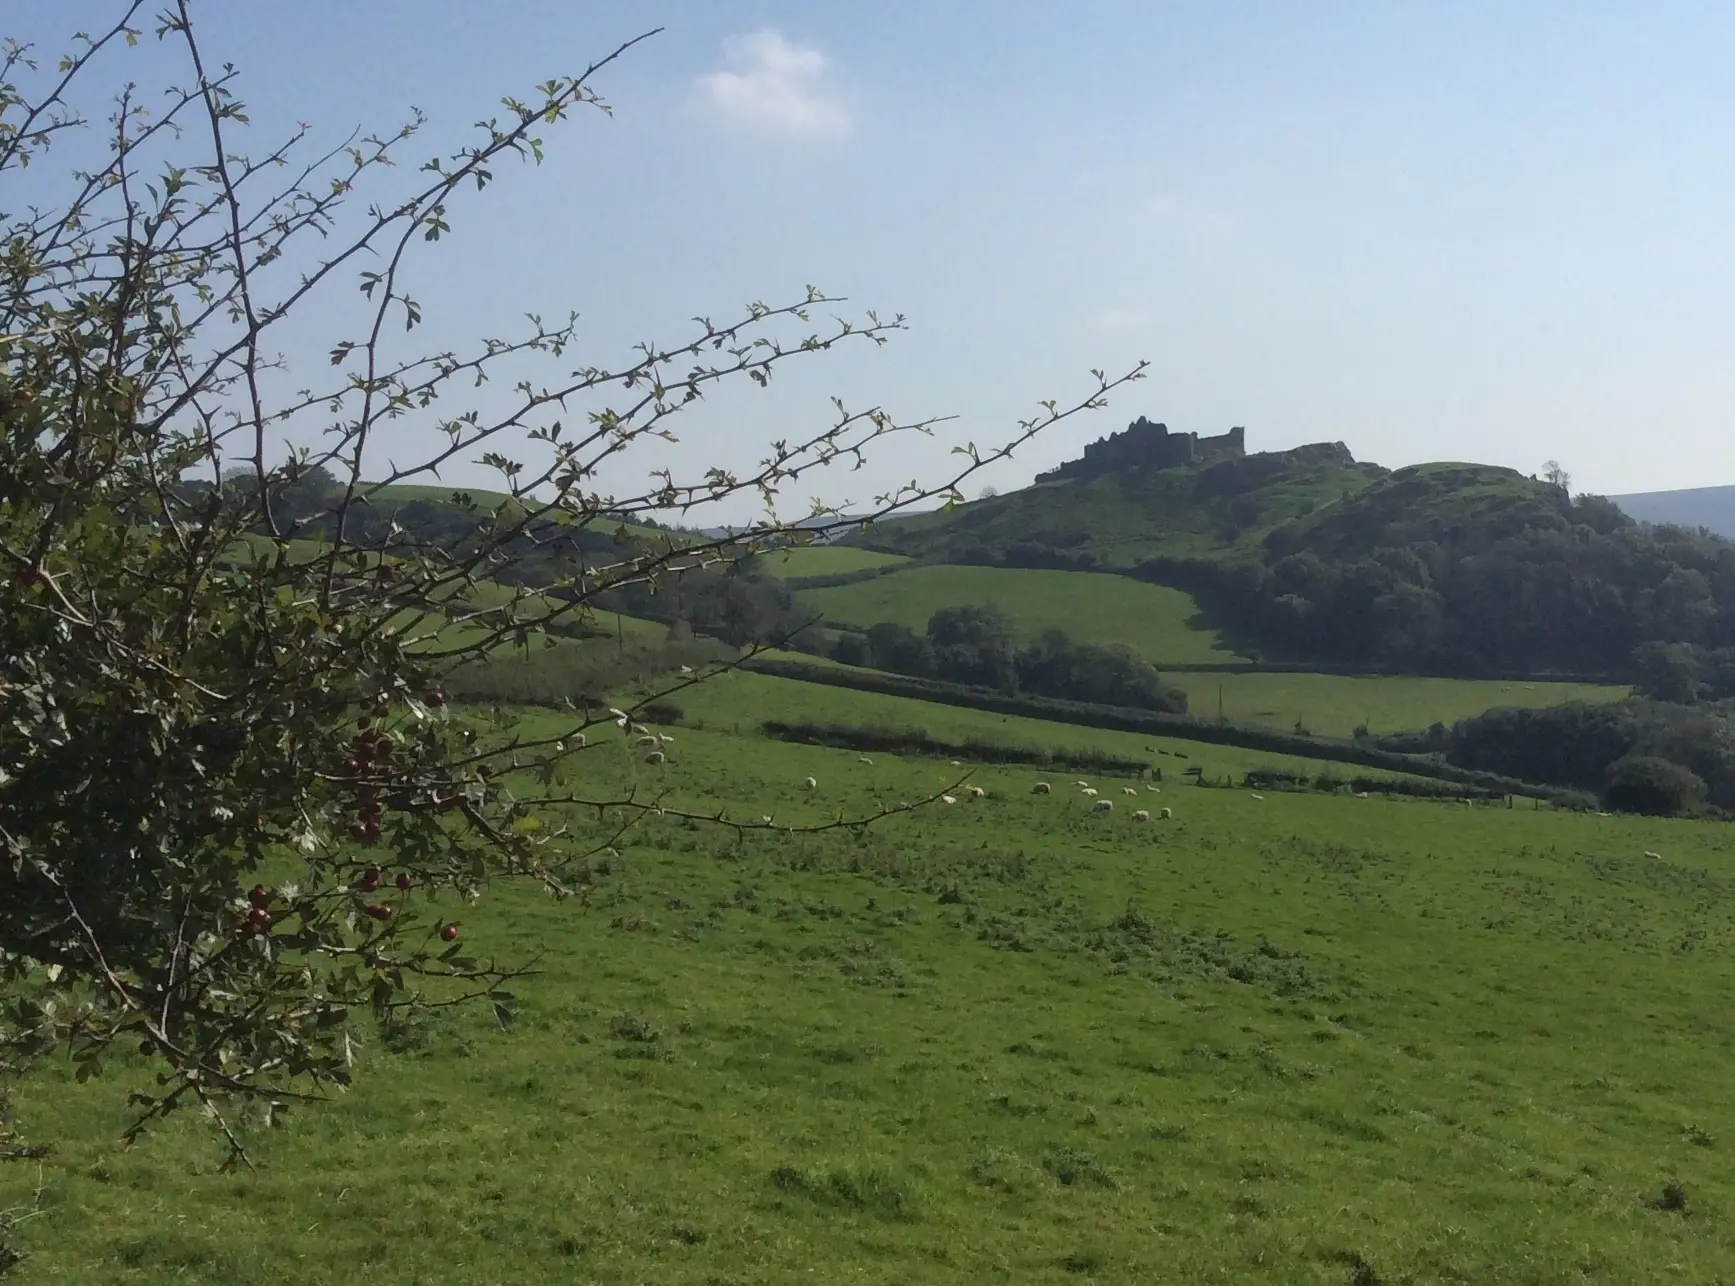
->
<box><xmin>1603</xmin><ymin>754</ymin><xmax>1707</xmax><ymax>816</ymax></box>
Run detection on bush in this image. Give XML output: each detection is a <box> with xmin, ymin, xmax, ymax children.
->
<box><xmin>1603</xmin><ymin>755</ymin><xmax>1707</xmax><ymax>816</ymax></box>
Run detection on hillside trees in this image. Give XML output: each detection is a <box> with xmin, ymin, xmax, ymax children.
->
<box><xmin>0</xmin><ymin>3</ymin><xmax>1143</xmax><ymax>1168</ymax></box>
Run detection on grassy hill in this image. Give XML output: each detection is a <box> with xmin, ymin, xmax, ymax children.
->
<box><xmin>1263</xmin><ymin>461</ymin><xmax>1562</xmax><ymax>561</ymax></box>
<box><xmin>16</xmin><ymin>673</ymin><xmax>1735</xmax><ymax>1283</ymax></box>
<box><xmin>857</xmin><ymin>445</ymin><xmax>1383</xmax><ymax>570</ymax></box>
<box><xmin>795</xmin><ymin>565</ymin><xmax>1244</xmax><ymax>665</ymax></box>
<box><xmin>758</xmin><ymin>546</ymin><xmax>909</xmax><ymax>579</ymax></box>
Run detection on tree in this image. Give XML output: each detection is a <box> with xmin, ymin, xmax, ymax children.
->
<box><xmin>1543</xmin><ymin>459</ymin><xmax>1572</xmax><ymax>494</ymax></box>
<box><xmin>1603</xmin><ymin>754</ymin><xmax>1707</xmax><ymax>816</ymax></box>
<box><xmin>0</xmin><ymin>4</ymin><xmax>1144</xmax><ymax>1172</ymax></box>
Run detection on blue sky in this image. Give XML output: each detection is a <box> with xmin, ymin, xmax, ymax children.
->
<box><xmin>12</xmin><ymin>2</ymin><xmax>1735</xmax><ymax>516</ymax></box>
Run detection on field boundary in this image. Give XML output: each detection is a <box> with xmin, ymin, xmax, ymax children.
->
<box><xmin>741</xmin><ymin>657</ymin><xmax>1577</xmax><ymax>802</ymax></box>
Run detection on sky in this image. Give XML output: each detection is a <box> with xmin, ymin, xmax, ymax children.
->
<box><xmin>10</xmin><ymin>2</ymin><xmax>1735</xmax><ymax>519</ymax></box>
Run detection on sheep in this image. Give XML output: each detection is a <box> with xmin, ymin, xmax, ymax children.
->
<box><xmin>940</xmin><ymin>794</ymin><xmax>957</xmax><ymax>805</ymax></box>
<box><xmin>968</xmin><ymin>786</ymin><xmax>986</xmax><ymax>799</ymax></box>
<box><xmin>573</xmin><ymin>732</ymin><xmax>586</xmax><ymax>748</ymax></box>
<box><xmin>1132</xmin><ymin>809</ymin><xmax>1150</xmax><ymax>822</ymax></box>
<box><xmin>659</xmin><ymin>733</ymin><xmax>675</xmax><ymax>743</ymax></box>
<box><xmin>1249</xmin><ymin>792</ymin><xmax>1265</xmax><ymax>801</ymax></box>
<box><xmin>635</xmin><ymin>734</ymin><xmax>659</xmax><ymax>747</ymax></box>
<box><xmin>643</xmin><ymin>750</ymin><xmax>666</xmax><ymax>764</ymax></box>
<box><xmin>950</xmin><ymin>759</ymin><xmax>964</xmax><ymax>767</ymax></box>
<box><xmin>802</xmin><ymin>776</ymin><xmax>818</xmax><ymax>791</ymax></box>
<box><xmin>858</xmin><ymin>755</ymin><xmax>874</xmax><ymax>765</ymax></box>
<box><xmin>1080</xmin><ymin>787</ymin><xmax>1099</xmax><ymax>797</ymax></box>
<box><xmin>1644</xmin><ymin>850</ymin><xmax>1662</xmax><ymax>860</ymax></box>
<box><xmin>1354</xmin><ymin>791</ymin><xmax>1371</xmax><ymax>799</ymax></box>
<box><xmin>1032</xmin><ymin>781</ymin><xmax>1052</xmax><ymax>794</ymax></box>
<box><xmin>1159</xmin><ymin>806</ymin><xmax>1173</xmax><ymax>819</ymax></box>
<box><xmin>1074</xmin><ymin>780</ymin><xmax>1091</xmax><ymax>788</ymax></box>
<box><xmin>1146</xmin><ymin>785</ymin><xmax>1161</xmax><ymax>793</ymax></box>
<box><xmin>1123</xmin><ymin>787</ymin><xmax>1138</xmax><ymax>796</ymax></box>
<box><xmin>630</xmin><ymin>722</ymin><xmax>652</xmax><ymax>737</ymax></box>
<box><xmin>1093</xmin><ymin>798</ymin><xmax>1113</xmax><ymax>813</ymax></box>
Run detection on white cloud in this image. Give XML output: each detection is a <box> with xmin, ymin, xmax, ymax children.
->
<box><xmin>695</xmin><ymin>30</ymin><xmax>849</xmax><ymax>140</ymax></box>
<box><xmin>1145</xmin><ymin>194</ymin><xmax>1234</xmax><ymax>248</ymax></box>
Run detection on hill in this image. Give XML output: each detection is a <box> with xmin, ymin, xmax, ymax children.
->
<box><xmin>1611</xmin><ymin>483</ymin><xmax>1735</xmax><ymax>538</ymax></box>
<box><xmin>856</xmin><ymin>442</ymin><xmax>1382</xmax><ymax>569</ymax></box>
<box><xmin>794</xmin><ymin>565</ymin><xmax>1243</xmax><ymax>665</ymax></box>
<box><xmin>853</xmin><ymin>432</ymin><xmax>1735</xmax><ymax>682</ymax></box>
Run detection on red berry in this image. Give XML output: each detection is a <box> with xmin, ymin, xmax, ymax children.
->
<box><xmin>248</xmin><ymin>885</ymin><xmax>271</xmax><ymax>909</ymax></box>
<box><xmin>365</xmin><ymin>903</ymin><xmax>393</xmax><ymax>921</ymax></box>
<box><xmin>247</xmin><ymin>907</ymin><xmax>272</xmax><ymax>932</ymax></box>
<box><xmin>358</xmin><ymin>867</ymin><xmax>381</xmax><ymax>892</ymax></box>
<box><xmin>440</xmin><ymin>923</ymin><xmax>459</xmax><ymax>942</ymax></box>
<box><xmin>476</xmin><ymin>764</ymin><xmax>493</xmax><ymax>780</ymax></box>
<box><xmin>426</xmin><ymin>691</ymin><xmax>446</xmax><ymax>708</ymax></box>
<box><xmin>395</xmin><ymin>871</ymin><xmax>413</xmax><ymax>891</ymax></box>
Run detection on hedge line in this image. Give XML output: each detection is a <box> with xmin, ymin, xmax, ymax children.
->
<box><xmin>741</xmin><ymin>657</ymin><xmax>1575</xmax><ymax>803</ymax></box>
<box><xmin>761</xmin><ymin>720</ymin><xmax>1149</xmax><ymax>775</ymax></box>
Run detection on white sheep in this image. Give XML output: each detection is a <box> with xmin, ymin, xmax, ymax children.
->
<box><xmin>1122</xmin><ymin>787</ymin><xmax>1138</xmax><ymax>796</ymax></box>
<box><xmin>643</xmin><ymin>750</ymin><xmax>665</xmax><ymax>764</ymax></box>
<box><xmin>1132</xmin><ymin>809</ymin><xmax>1150</xmax><ymax>822</ymax></box>
<box><xmin>940</xmin><ymin>794</ymin><xmax>957</xmax><ymax>805</ymax></box>
<box><xmin>1146</xmin><ymin>785</ymin><xmax>1161</xmax><ymax>793</ymax></box>
<box><xmin>1032</xmin><ymin>781</ymin><xmax>1052</xmax><ymax>794</ymax></box>
<box><xmin>635</xmin><ymin>734</ymin><xmax>659</xmax><ymax>747</ymax></box>
<box><xmin>1159</xmin><ymin>806</ymin><xmax>1173</xmax><ymax>819</ymax></box>
<box><xmin>1074</xmin><ymin>780</ymin><xmax>1091</xmax><ymax>788</ymax></box>
<box><xmin>1644</xmin><ymin>850</ymin><xmax>1662</xmax><ymax>860</ymax></box>
<box><xmin>659</xmin><ymin>733</ymin><xmax>675</xmax><ymax>743</ymax></box>
<box><xmin>1355</xmin><ymin>791</ymin><xmax>1371</xmax><ymax>798</ymax></box>
<box><xmin>968</xmin><ymin>786</ymin><xmax>986</xmax><ymax>799</ymax></box>
<box><xmin>1093</xmin><ymin>798</ymin><xmax>1113</xmax><ymax>813</ymax></box>
<box><xmin>1249</xmin><ymin>792</ymin><xmax>1265</xmax><ymax>801</ymax></box>
<box><xmin>802</xmin><ymin>776</ymin><xmax>818</xmax><ymax>791</ymax></box>
<box><xmin>858</xmin><ymin>755</ymin><xmax>874</xmax><ymax>765</ymax></box>
<box><xmin>1080</xmin><ymin>787</ymin><xmax>1099</xmax><ymax>797</ymax></box>
<box><xmin>950</xmin><ymin>759</ymin><xmax>964</xmax><ymax>767</ymax></box>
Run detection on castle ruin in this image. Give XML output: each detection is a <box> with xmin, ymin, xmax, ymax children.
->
<box><xmin>1036</xmin><ymin>417</ymin><xmax>1245</xmax><ymax>483</ymax></box>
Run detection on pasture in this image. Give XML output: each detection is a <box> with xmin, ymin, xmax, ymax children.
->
<box><xmin>794</xmin><ymin>564</ymin><xmax>1245</xmax><ymax>665</ymax></box>
<box><xmin>756</xmin><ymin>546</ymin><xmax>908</xmax><ymax>579</ymax></box>
<box><xmin>1168</xmin><ymin>671</ymin><xmax>1631</xmax><ymax>739</ymax></box>
<box><xmin>10</xmin><ymin>680</ymin><xmax>1735</xmax><ymax>1284</ymax></box>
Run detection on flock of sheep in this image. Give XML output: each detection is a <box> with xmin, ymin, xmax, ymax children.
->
<box><xmin>796</xmin><ymin>769</ymin><xmax>1174</xmax><ymax>820</ymax></box>
<box><xmin>1030</xmin><ymin>778</ymin><xmax>1173</xmax><ymax>821</ymax></box>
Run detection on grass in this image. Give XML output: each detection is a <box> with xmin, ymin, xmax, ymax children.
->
<box><xmin>12</xmin><ymin>673</ymin><xmax>1735</xmax><ymax>1282</ymax></box>
<box><xmin>1168</xmin><ymin>671</ymin><xmax>1631</xmax><ymax>738</ymax></box>
<box><xmin>855</xmin><ymin>448</ymin><xmax>1381</xmax><ymax>567</ymax></box>
<box><xmin>673</xmin><ymin>669</ymin><xmax>1422</xmax><ymax>784</ymax></box>
<box><xmin>795</xmin><ymin>564</ymin><xmax>1245</xmax><ymax>664</ymax></box>
<box><xmin>756</xmin><ymin>546</ymin><xmax>908</xmax><ymax>579</ymax></box>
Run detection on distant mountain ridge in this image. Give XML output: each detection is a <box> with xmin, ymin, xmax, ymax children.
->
<box><xmin>1609</xmin><ymin>485</ymin><xmax>1735</xmax><ymax>539</ymax></box>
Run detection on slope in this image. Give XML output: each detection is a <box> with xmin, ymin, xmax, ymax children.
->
<box><xmin>16</xmin><ymin>689</ymin><xmax>1735</xmax><ymax>1284</ymax></box>
<box><xmin>856</xmin><ymin>444</ymin><xmax>1382</xmax><ymax>570</ymax></box>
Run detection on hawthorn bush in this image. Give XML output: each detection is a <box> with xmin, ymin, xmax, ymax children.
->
<box><xmin>0</xmin><ymin>1</ymin><xmax>1143</xmax><ymax>1171</ymax></box>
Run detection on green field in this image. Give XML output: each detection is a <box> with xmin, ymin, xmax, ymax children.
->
<box><xmin>757</xmin><ymin>546</ymin><xmax>909</xmax><ymax>579</ymax></box>
<box><xmin>13</xmin><ymin>675</ymin><xmax>1735</xmax><ymax>1283</ymax></box>
<box><xmin>1169</xmin><ymin>671</ymin><xmax>1631</xmax><ymax>738</ymax></box>
<box><xmin>796</xmin><ymin>565</ymin><xmax>1244</xmax><ymax>665</ymax></box>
